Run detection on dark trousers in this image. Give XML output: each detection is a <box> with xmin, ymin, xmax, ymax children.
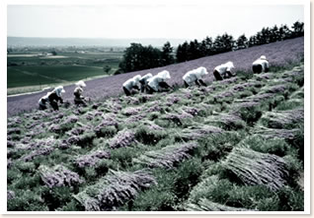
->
<box><xmin>252</xmin><ymin>64</ymin><xmax>263</xmax><ymax>74</ymax></box>
<box><xmin>146</xmin><ymin>85</ymin><xmax>155</xmax><ymax>94</ymax></box>
<box><xmin>39</xmin><ymin>104</ymin><xmax>47</xmax><ymax>110</ymax></box>
<box><xmin>224</xmin><ymin>71</ymin><xmax>234</xmax><ymax>79</ymax></box>
<box><xmin>265</xmin><ymin>67</ymin><xmax>269</xmax><ymax>72</ymax></box>
<box><xmin>184</xmin><ymin>81</ymin><xmax>189</xmax><ymax>88</ymax></box>
<box><xmin>196</xmin><ymin>79</ymin><xmax>207</xmax><ymax>86</ymax></box>
<box><xmin>50</xmin><ymin>101</ymin><xmax>59</xmax><ymax>111</ymax></box>
<box><xmin>159</xmin><ymin>81</ymin><xmax>170</xmax><ymax>89</ymax></box>
<box><xmin>74</xmin><ymin>97</ymin><xmax>87</xmax><ymax>106</ymax></box>
<box><xmin>123</xmin><ymin>87</ymin><xmax>131</xmax><ymax>96</ymax></box>
<box><xmin>213</xmin><ymin>70</ymin><xmax>223</xmax><ymax>81</ymax></box>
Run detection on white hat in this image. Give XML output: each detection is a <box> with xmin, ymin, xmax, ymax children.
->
<box><xmin>226</xmin><ymin>61</ymin><xmax>234</xmax><ymax>69</ymax></box>
<box><xmin>158</xmin><ymin>70</ymin><xmax>171</xmax><ymax>80</ymax></box>
<box><xmin>54</xmin><ymin>86</ymin><xmax>65</xmax><ymax>97</ymax></box>
<box><xmin>133</xmin><ymin>75</ymin><xmax>142</xmax><ymax>82</ymax></box>
<box><xmin>198</xmin><ymin>66</ymin><xmax>208</xmax><ymax>75</ymax></box>
<box><xmin>75</xmin><ymin>80</ymin><xmax>86</xmax><ymax>88</ymax></box>
<box><xmin>260</xmin><ymin>55</ymin><xmax>267</xmax><ymax>60</ymax></box>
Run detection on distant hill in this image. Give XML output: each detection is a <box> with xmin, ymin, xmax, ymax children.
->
<box><xmin>7</xmin><ymin>37</ymin><xmax>186</xmax><ymax>48</ymax></box>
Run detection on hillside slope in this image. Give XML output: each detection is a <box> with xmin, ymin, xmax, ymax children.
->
<box><xmin>7</xmin><ymin>37</ymin><xmax>303</xmax><ymax>116</ymax></box>
<box><xmin>7</xmin><ymin>60</ymin><xmax>304</xmax><ymax>211</ymax></box>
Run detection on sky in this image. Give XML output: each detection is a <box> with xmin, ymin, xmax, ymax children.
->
<box><xmin>7</xmin><ymin>3</ymin><xmax>304</xmax><ymax>40</ymax></box>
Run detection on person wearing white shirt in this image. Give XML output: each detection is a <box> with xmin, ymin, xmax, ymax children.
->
<box><xmin>147</xmin><ymin>70</ymin><xmax>171</xmax><ymax>94</ymax></box>
<box><xmin>38</xmin><ymin>92</ymin><xmax>50</xmax><ymax>110</ymax></box>
<box><xmin>122</xmin><ymin>75</ymin><xmax>141</xmax><ymax>96</ymax></box>
<box><xmin>74</xmin><ymin>80</ymin><xmax>87</xmax><ymax>106</ymax></box>
<box><xmin>213</xmin><ymin>61</ymin><xmax>235</xmax><ymax>81</ymax></box>
<box><xmin>252</xmin><ymin>55</ymin><xmax>269</xmax><ymax>74</ymax></box>
<box><xmin>183</xmin><ymin>66</ymin><xmax>209</xmax><ymax>87</ymax></box>
<box><xmin>139</xmin><ymin>73</ymin><xmax>153</xmax><ymax>93</ymax></box>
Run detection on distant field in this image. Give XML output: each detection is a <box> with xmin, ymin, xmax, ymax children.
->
<box><xmin>7</xmin><ymin>50</ymin><xmax>124</xmax><ymax>90</ymax></box>
<box><xmin>7</xmin><ymin>67</ymin><xmax>58</xmax><ymax>88</ymax></box>
<box><xmin>7</xmin><ymin>65</ymin><xmax>107</xmax><ymax>88</ymax></box>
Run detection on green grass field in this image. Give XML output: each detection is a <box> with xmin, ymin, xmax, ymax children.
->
<box><xmin>7</xmin><ymin>65</ymin><xmax>106</xmax><ymax>88</ymax></box>
<box><xmin>7</xmin><ymin>50</ymin><xmax>124</xmax><ymax>90</ymax></box>
<box><xmin>7</xmin><ymin>67</ymin><xmax>58</xmax><ymax>88</ymax></box>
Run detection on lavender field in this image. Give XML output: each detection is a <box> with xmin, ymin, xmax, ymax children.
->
<box><xmin>7</xmin><ymin>38</ymin><xmax>304</xmax><ymax>212</ymax></box>
<box><xmin>7</xmin><ymin>37</ymin><xmax>303</xmax><ymax>117</ymax></box>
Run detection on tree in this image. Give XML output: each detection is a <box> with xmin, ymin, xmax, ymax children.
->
<box><xmin>118</xmin><ymin>43</ymin><xmax>162</xmax><ymax>73</ymax></box>
<box><xmin>176</xmin><ymin>41</ymin><xmax>189</xmax><ymax>63</ymax></box>
<box><xmin>176</xmin><ymin>44</ymin><xmax>183</xmax><ymax>63</ymax></box>
<box><xmin>199</xmin><ymin>40</ymin><xmax>208</xmax><ymax>57</ymax></box>
<box><xmin>213</xmin><ymin>33</ymin><xmax>234</xmax><ymax>54</ymax></box>
<box><xmin>213</xmin><ymin>35</ymin><xmax>223</xmax><ymax>54</ymax></box>
<box><xmin>161</xmin><ymin>42</ymin><xmax>174</xmax><ymax>66</ymax></box>
<box><xmin>187</xmin><ymin>40</ymin><xmax>201</xmax><ymax>60</ymax></box>
<box><xmin>279</xmin><ymin>24</ymin><xmax>292</xmax><ymax>40</ymax></box>
<box><xmin>291</xmin><ymin>21</ymin><xmax>304</xmax><ymax>37</ymax></box>
<box><xmin>235</xmin><ymin>34</ymin><xmax>248</xmax><ymax>50</ymax></box>
<box><xmin>248</xmin><ymin>36</ymin><xmax>257</xmax><ymax>47</ymax></box>
<box><xmin>220</xmin><ymin>33</ymin><xmax>234</xmax><ymax>52</ymax></box>
<box><xmin>204</xmin><ymin>36</ymin><xmax>214</xmax><ymax>56</ymax></box>
<box><xmin>270</xmin><ymin>25</ymin><xmax>280</xmax><ymax>42</ymax></box>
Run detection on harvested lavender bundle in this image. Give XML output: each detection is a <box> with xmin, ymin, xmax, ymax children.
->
<box><xmin>185</xmin><ymin>198</ymin><xmax>254</xmax><ymax>211</ymax></box>
<box><xmin>205</xmin><ymin>113</ymin><xmax>246</xmax><ymax>130</ymax></box>
<box><xmin>223</xmin><ymin>147</ymin><xmax>288</xmax><ymax>191</ymax></box>
<box><xmin>74</xmin><ymin>170</ymin><xmax>156</xmax><ymax>211</ymax></box>
<box><xmin>21</xmin><ymin>136</ymin><xmax>58</xmax><ymax>161</ymax></box>
<box><xmin>260</xmin><ymin>107</ymin><xmax>304</xmax><ymax>129</ymax></box>
<box><xmin>160</xmin><ymin>111</ymin><xmax>193</xmax><ymax>126</ymax></box>
<box><xmin>182</xmin><ymin>106</ymin><xmax>200</xmax><ymax>116</ymax></box>
<box><xmin>122</xmin><ymin>106</ymin><xmax>141</xmax><ymax>116</ymax></box>
<box><xmin>253</xmin><ymin>126</ymin><xmax>301</xmax><ymax>140</ymax></box>
<box><xmin>75</xmin><ymin>150</ymin><xmax>110</xmax><ymax>168</ymax></box>
<box><xmin>134</xmin><ymin>142</ymin><xmax>198</xmax><ymax>168</ymax></box>
<box><xmin>109</xmin><ymin>129</ymin><xmax>136</xmax><ymax>149</ymax></box>
<box><xmin>22</xmin><ymin>146</ymin><xmax>55</xmax><ymax>162</ymax></box>
<box><xmin>49</xmin><ymin>124</ymin><xmax>62</xmax><ymax>133</ymax></box>
<box><xmin>181</xmin><ymin>125</ymin><xmax>224</xmax><ymax>140</ymax></box>
<box><xmin>7</xmin><ymin>190</ymin><xmax>15</xmax><ymax>200</ymax></box>
<box><xmin>39</xmin><ymin>165</ymin><xmax>83</xmax><ymax>188</ymax></box>
<box><xmin>260</xmin><ymin>84</ymin><xmax>288</xmax><ymax>94</ymax></box>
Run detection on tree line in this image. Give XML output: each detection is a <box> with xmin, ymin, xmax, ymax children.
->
<box><xmin>116</xmin><ymin>21</ymin><xmax>304</xmax><ymax>74</ymax></box>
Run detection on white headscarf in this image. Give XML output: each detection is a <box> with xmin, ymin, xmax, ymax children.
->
<box><xmin>198</xmin><ymin>67</ymin><xmax>209</xmax><ymax>76</ymax></box>
<box><xmin>75</xmin><ymin>80</ymin><xmax>86</xmax><ymax>88</ymax></box>
<box><xmin>133</xmin><ymin>75</ymin><xmax>142</xmax><ymax>83</ymax></box>
<box><xmin>260</xmin><ymin>55</ymin><xmax>267</xmax><ymax>60</ymax></box>
<box><xmin>54</xmin><ymin>86</ymin><xmax>65</xmax><ymax>97</ymax></box>
<box><xmin>140</xmin><ymin>73</ymin><xmax>153</xmax><ymax>82</ymax></box>
<box><xmin>225</xmin><ymin>61</ymin><xmax>235</xmax><ymax>70</ymax></box>
<box><xmin>157</xmin><ymin>70</ymin><xmax>171</xmax><ymax>80</ymax></box>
